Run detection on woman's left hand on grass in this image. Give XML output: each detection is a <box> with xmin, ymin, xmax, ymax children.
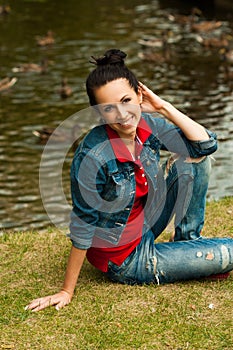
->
<box><xmin>25</xmin><ymin>290</ymin><xmax>71</xmax><ymax>312</ymax></box>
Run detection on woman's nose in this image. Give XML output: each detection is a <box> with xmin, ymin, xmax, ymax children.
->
<box><xmin>116</xmin><ymin>104</ymin><xmax>128</xmax><ymax>120</ymax></box>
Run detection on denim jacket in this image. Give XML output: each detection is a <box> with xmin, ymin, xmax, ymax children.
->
<box><xmin>69</xmin><ymin>113</ymin><xmax>217</xmax><ymax>249</ymax></box>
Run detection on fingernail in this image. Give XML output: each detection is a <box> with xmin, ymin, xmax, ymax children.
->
<box><xmin>55</xmin><ymin>305</ymin><xmax>60</xmax><ymax>311</ymax></box>
<box><xmin>24</xmin><ymin>305</ymin><xmax>29</xmax><ymax>311</ymax></box>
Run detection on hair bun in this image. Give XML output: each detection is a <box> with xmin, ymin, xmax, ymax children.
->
<box><xmin>90</xmin><ymin>49</ymin><xmax>127</xmax><ymax>66</ymax></box>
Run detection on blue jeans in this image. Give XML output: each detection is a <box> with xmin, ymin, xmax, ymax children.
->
<box><xmin>107</xmin><ymin>156</ymin><xmax>233</xmax><ymax>284</ymax></box>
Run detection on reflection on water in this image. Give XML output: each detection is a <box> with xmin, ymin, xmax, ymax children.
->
<box><xmin>0</xmin><ymin>0</ymin><xmax>233</xmax><ymax>231</ymax></box>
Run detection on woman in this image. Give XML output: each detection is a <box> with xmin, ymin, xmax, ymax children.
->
<box><xmin>26</xmin><ymin>49</ymin><xmax>233</xmax><ymax>312</ymax></box>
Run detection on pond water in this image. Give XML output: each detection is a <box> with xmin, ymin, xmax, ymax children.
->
<box><xmin>0</xmin><ymin>0</ymin><xmax>233</xmax><ymax>232</ymax></box>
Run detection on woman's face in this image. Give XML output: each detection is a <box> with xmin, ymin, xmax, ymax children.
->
<box><xmin>94</xmin><ymin>78</ymin><xmax>142</xmax><ymax>140</ymax></box>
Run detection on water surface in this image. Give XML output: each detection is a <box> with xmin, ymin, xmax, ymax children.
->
<box><xmin>0</xmin><ymin>0</ymin><xmax>233</xmax><ymax>231</ymax></box>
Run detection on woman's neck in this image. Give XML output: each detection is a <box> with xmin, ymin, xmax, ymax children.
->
<box><xmin>122</xmin><ymin>137</ymin><xmax>136</xmax><ymax>158</ymax></box>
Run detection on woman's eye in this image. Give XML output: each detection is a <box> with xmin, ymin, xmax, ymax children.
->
<box><xmin>123</xmin><ymin>98</ymin><xmax>131</xmax><ymax>103</ymax></box>
<box><xmin>104</xmin><ymin>105</ymin><xmax>114</xmax><ymax>113</ymax></box>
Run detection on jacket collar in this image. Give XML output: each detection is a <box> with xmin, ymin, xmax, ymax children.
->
<box><xmin>105</xmin><ymin>117</ymin><xmax>152</xmax><ymax>163</ymax></box>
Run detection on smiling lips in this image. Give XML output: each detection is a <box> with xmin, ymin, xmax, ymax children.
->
<box><xmin>118</xmin><ymin>116</ymin><xmax>135</xmax><ymax>128</ymax></box>
<box><xmin>119</xmin><ymin>123</ymin><xmax>133</xmax><ymax>129</ymax></box>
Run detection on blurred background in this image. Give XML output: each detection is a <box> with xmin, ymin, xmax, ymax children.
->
<box><xmin>0</xmin><ymin>0</ymin><xmax>233</xmax><ymax>232</ymax></box>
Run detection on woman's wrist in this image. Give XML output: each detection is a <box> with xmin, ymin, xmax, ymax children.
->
<box><xmin>61</xmin><ymin>288</ymin><xmax>74</xmax><ymax>299</ymax></box>
<box><xmin>157</xmin><ymin>101</ymin><xmax>177</xmax><ymax>119</ymax></box>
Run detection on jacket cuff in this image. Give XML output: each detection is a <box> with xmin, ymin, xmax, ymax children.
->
<box><xmin>67</xmin><ymin>233</ymin><xmax>91</xmax><ymax>250</ymax></box>
<box><xmin>189</xmin><ymin>130</ymin><xmax>217</xmax><ymax>155</ymax></box>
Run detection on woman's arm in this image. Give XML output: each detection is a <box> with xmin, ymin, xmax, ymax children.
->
<box><xmin>25</xmin><ymin>246</ymin><xmax>87</xmax><ymax>312</ymax></box>
<box><xmin>139</xmin><ymin>82</ymin><xmax>209</xmax><ymax>141</ymax></box>
<box><xmin>62</xmin><ymin>246</ymin><xmax>87</xmax><ymax>298</ymax></box>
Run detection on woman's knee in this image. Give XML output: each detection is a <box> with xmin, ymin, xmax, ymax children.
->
<box><xmin>165</xmin><ymin>154</ymin><xmax>211</xmax><ymax>180</ymax></box>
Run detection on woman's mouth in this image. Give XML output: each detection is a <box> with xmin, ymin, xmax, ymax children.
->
<box><xmin>118</xmin><ymin>123</ymin><xmax>134</xmax><ymax>130</ymax></box>
<box><xmin>118</xmin><ymin>117</ymin><xmax>135</xmax><ymax>128</ymax></box>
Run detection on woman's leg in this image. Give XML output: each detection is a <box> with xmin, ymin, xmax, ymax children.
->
<box><xmin>154</xmin><ymin>237</ymin><xmax>233</xmax><ymax>284</ymax></box>
<box><xmin>174</xmin><ymin>156</ymin><xmax>211</xmax><ymax>241</ymax></box>
<box><xmin>106</xmin><ymin>231</ymin><xmax>233</xmax><ymax>285</ymax></box>
<box><xmin>149</xmin><ymin>154</ymin><xmax>233</xmax><ymax>283</ymax></box>
<box><xmin>151</xmin><ymin>155</ymin><xmax>211</xmax><ymax>241</ymax></box>
<box><xmin>107</xmin><ymin>156</ymin><xmax>233</xmax><ymax>285</ymax></box>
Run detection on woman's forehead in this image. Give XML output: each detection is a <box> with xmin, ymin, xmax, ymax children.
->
<box><xmin>94</xmin><ymin>78</ymin><xmax>136</xmax><ymax>103</ymax></box>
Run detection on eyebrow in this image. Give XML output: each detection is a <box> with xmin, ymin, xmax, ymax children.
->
<box><xmin>120</xmin><ymin>95</ymin><xmax>128</xmax><ymax>102</ymax></box>
<box><xmin>101</xmin><ymin>95</ymin><xmax>129</xmax><ymax>107</ymax></box>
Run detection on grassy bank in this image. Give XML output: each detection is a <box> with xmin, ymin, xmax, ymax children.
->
<box><xmin>1</xmin><ymin>197</ymin><xmax>232</xmax><ymax>350</ymax></box>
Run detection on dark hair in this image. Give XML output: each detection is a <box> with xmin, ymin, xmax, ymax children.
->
<box><xmin>86</xmin><ymin>49</ymin><xmax>139</xmax><ymax>106</ymax></box>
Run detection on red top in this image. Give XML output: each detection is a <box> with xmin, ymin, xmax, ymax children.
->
<box><xmin>86</xmin><ymin>118</ymin><xmax>152</xmax><ymax>272</ymax></box>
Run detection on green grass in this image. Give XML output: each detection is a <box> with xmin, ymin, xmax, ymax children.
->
<box><xmin>0</xmin><ymin>197</ymin><xmax>232</xmax><ymax>350</ymax></box>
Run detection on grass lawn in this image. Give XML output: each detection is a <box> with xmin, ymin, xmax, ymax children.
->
<box><xmin>0</xmin><ymin>197</ymin><xmax>232</xmax><ymax>350</ymax></box>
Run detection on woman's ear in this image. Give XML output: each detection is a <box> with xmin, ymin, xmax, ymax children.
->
<box><xmin>137</xmin><ymin>85</ymin><xmax>143</xmax><ymax>105</ymax></box>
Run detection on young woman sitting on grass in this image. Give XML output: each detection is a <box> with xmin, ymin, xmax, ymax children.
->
<box><xmin>26</xmin><ymin>49</ymin><xmax>233</xmax><ymax>312</ymax></box>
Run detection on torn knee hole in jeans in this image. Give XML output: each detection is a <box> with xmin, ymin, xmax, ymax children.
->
<box><xmin>152</xmin><ymin>256</ymin><xmax>160</xmax><ymax>285</ymax></box>
<box><xmin>205</xmin><ymin>252</ymin><xmax>215</xmax><ymax>260</ymax></box>
<box><xmin>196</xmin><ymin>251</ymin><xmax>215</xmax><ymax>260</ymax></box>
<box><xmin>196</xmin><ymin>245</ymin><xmax>230</xmax><ymax>269</ymax></box>
<box><xmin>164</xmin><ymin>154</ymin><xmax>207</xmax><ymax>179</ymax></box>
<box><xmin>184</xmin><ymin>156</ymin><xmax>206</xmax><ymax>164</ymax></box>
<box><xmin>152</xmin><ymin>256</ymin><xmax>157</xmax><ymax>273</ymax></box>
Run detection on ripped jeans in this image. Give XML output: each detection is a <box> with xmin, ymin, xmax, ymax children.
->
<box><xmin>107</xmin><ymin>156</ymin><xmax>233</xmax><ymax>284</ymax></box>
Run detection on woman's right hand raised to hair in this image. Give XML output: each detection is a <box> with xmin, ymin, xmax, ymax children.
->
<box><xmin>25</xmin><ymin>290</ymin><xmax>72</xmax><ymax>312</ymax></box>
<box><xmin>139</xmin><ymin>82</ymin><xmax>165</xmax><ymax>113</ymax></box>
